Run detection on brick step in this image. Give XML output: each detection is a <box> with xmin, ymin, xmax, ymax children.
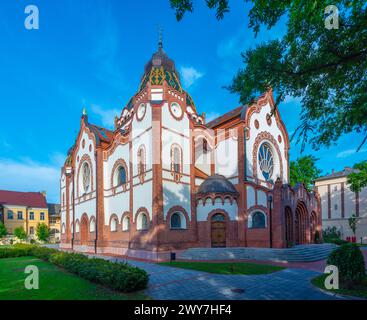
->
<box><xmin>177</xmin><ymin>244</ymin><xmax>338</xmax><ymax>263</ymax></box>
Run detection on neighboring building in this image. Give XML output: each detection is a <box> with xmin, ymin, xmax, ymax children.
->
<box><xmin>60</xmin><ymin>43</ymin><xmax>321</xmax><ymax>260</ymax></box>
<box><xmin>0</xmin><ymin>190</ymin><xmax>49</xmax><ymax>237</ymax></box>
<box><xmin>315</xmin><ymin>167</ymin><xmax>367</xmax><ymax>243</ymax></box>
<box><xmin>48</xmin><ymin>203</ymin><xmax>61</xmax><ymax>242</ymax></box>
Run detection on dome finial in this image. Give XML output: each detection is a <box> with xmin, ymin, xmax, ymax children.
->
<box><xmin>158</xmin><ymin>25</ymin><xmax>163</xmax><ymax>50</ymax></box>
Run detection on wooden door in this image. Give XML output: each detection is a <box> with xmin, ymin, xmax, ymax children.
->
<box><xmin>211</xmin><ymin>221</ymin><xmax>226</xmax><ymax>248</ymax></box>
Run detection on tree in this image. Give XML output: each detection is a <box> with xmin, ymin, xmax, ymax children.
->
<box><xmin>36</xmin><ymin>223</ymin><xmax>50</xmax><ymax>242</ymax></box>
<box><xmin>290</xmin><ymin>155</ymin><xmax>321</xmax><ymax>191</ymax></box>
<box><xmin>348</xmin><ymin>214</ymin><xmax>358</xmax><ymax>236</ymax></box>
<box><xmin>0</xmin><ymin>222</ymin><xmax>7</xmax><ymax>238</ymax></box>
<box><xmin>347</xmin><ymin>160</ymin><xmax>367</xmax><ymax>193</ymax></box>
<box><xmin>14</xmin><ymin>227</ymin><xmax>27</xmax><ymax>241</ymax></box>
<box><xmin>170</xmin><ymin>1</ymin><xmax>367</xmax><ymax>152</ymax></box>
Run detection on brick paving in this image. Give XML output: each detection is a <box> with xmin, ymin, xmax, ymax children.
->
<box><xmin>95</xmin><ymin>255</ymin><xmax>348</xmax><ymax>300</ymax></box>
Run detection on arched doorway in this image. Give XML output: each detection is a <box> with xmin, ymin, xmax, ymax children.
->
<box><xmin>211</xmin><ymin>213</ymin><xmax>226</xmax><ymax>248</ymax></box>
<box><xmin>80</xmin><ymin>214</ymin><xmax>89</xmax><ymax>245</ymax></box>
<box><xmin>310</xmin><ymin>211</ymin><xmax>317</xmax><ymax>243</ymax></box>
<box><xmin>295</xmin><ymin>202</ymin><xmax>308</xmax><ymax>245</ymax></box>
<box><xmin>284</xmin><ymin>207</ymin><xmax>293</xmax><ymax>247</ymax></box>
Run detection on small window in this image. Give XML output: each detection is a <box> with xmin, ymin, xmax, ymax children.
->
<box><xmin>170</xmin><ymin>213</ymin><xmax>182</xmax><ymax>229</ymax></box>
<box><xmin>110</xmin><ymin>217</ymin><xmax>118</xmax><ymax>232</ymax></box>
<box><xmin>61</xmin><ymin>223</ymin><xmax>66</xmax><ymax>234</ymax></box>
<box><xmin>30</xmin><ymin>227</ymin><xmax>34</xmax><ymax>235</ymax></box>
<box><xmin>137</xmin><ymin>146</ymin><xmax>146</xmax><ymax>179</ymax></box>
<box><xmin>7</xmin><ymin>211</ymin><xmax>14</xmax><ymax>220</ymax></box>
<box><xmin>203</xmin><ymin>139</ymin><xmax>208</xmax><ymax>153</ymax></box>
<box><xmin>122</xmin><ymin>216</ymin><xmax>130</xmax><ymax>231</ymax></box>
<box><xmin>249</xmin><ymin>211</ymin><xmax>266</xmax><ymax>229</ymax></box>
<box><xmin>334</xmin><ymin>186</ymin><xmax>338</xmax><ymax>192</ymax></box>
<box><xmin>212</xmin><ymin>214</ymin><xmax>225</xmax><ymax>222</ymax></box>
<box><xmin>117</xmin><ymin>166</ymin><xmax>127</xmax><ymax>186</ymax></box>
<box><xmin>40</xmin><ymin>212</ymin><xmax>45</xmax><ymax>221</ymax></box>
<box><xmin>334</xmin><ymin>204</ymin><xmax>338</xmax><ymax>211</ymax></box>
<box><xmin>137</xmin><ymin>213</ymin><xmax>148</xmax><ymax>231</ymax></box>
<box><xmin>173</xmin><ymin>147</ymin><xmax>181</xmax><ymax>174</ymax></box>
<box><xmin>17</xmin><ymin>211</ymin><xmax>23</xmax><ymax>220</ymax></box>
<box><xmin>90</xmin><ymin>218</ymin><xmax>96</xmax><ymax>233</ymax></box>
<box><xmin>29</xmin><ymin>212</ymin><xmax>34</xmax><ymax>220</ymax></box>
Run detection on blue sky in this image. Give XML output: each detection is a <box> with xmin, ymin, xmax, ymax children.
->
<box><xmin>0</xmin><ymin>0</ymin><xmax>366</xmax><ymax>203</ymax></box>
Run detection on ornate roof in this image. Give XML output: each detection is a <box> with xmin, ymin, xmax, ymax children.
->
<box><xmin>198</xmin><ymin>175</ymin><xmax>238</xmax><ymax>195</ymax></box>
<box><xmin>138</xmin><ymin>46</ymin><xmax>183</xmax><ymax>93</ymax></box>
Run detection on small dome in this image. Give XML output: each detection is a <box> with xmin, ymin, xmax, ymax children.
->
<box><xmin>198</xmin><ymin>175</ymin><xmax>238</xmax><ymax>195</ymax></box>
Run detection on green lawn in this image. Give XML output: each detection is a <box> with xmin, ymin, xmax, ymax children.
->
<box><xmin>0</xmin><ymin>257</ymin><xmax>148</xmax><ymax>300</ymax></box>
<box><xmin>159</xmin><ymin>261</ymin><xmax>285</xmax><ymax>275</ymax></box>
<box><xmin>312</xmin><ymin>274</ymin><xmax>367</xmax><ymax>299</ymax></box>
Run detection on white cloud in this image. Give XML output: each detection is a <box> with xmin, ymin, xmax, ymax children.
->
<box><xmin>0</xmin><ymin>158</ymin><xmax>60</xmax><ymax>203</ymax></box>
<box><xmin>205</xmin><ymin>112</ymin><xmax>221</xmax><ymax>122</ymax></box>
<box><xmin>90</xmin><ymin>104</ymin><xmax>120</xmax><ymax>129</ymax></box>
<box><xmin>337</xmin><ymin>148</ymin><xmax>367</xmax><ymax>158</ymax></box>
<box><xmin>283</xmin><ymin>95</ymin><xmax>302</xmax><ymax>105</ymax></box>
<box><xmin>180</xmin><ymin>66</ymin><xmax>204</xmax><ymax>88</ymax></box>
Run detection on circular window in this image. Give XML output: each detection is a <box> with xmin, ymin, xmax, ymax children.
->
<box><xmin>258</xmin><ymin>143</ymin><xmax>274</xmax><ymax>181</ymax></box>
<box><xmin>82</xmin><ymin>162</ymin><xmax>91</xmax><ymax>193</ymax></box>
<box><xmin>136</xmin><ymin>103</ymin><xmax>147</xmax><ymax>121</ymax></box>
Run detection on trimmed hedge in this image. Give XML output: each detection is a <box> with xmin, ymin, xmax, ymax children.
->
<box><xmin>327</xmin><ymin>243</ymin><xmax>366</xmax><ymax>286</ymax></box>
<box><xmin>0</xmin><ymin>245</ymin><xmax>149</xmax><ymax>292</ymax></box>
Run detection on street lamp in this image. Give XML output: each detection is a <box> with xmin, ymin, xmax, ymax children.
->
<box><xmin>268</xmin><ymin>194</ymin><xmax>273</xmax><ymax>248</ymax></box>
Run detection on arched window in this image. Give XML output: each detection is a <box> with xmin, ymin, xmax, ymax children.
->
<box><xmin>171</xmin><ymin>144</ymin><xmax>182</xmax><ymax>182</ymax></box>
<box><xmin>89</xmin><ymin>218</ymin><xmax>96</xmax><ymax>233</ymax></box>
<box><xmin>75</xmin><ymin>221</ymin><xmax>80</xmax><ymax>233</ymax></box>
<box><xmin>61</xmin><ymin>223</ymin><xmax>66</xmax><ymax>234</ymax></box>
<box><xmin>212</xmin><ymin>213</ymin><xmax>225</xmax><ymax>222</ymax></box>
<box><xmin>248</xmin><ymin>211</ymin><xmax>267</xmax><ymax>229</ymax></box>
<box><xmin>170</xmin><ymin>213</ymin><xmax>182</xmax><ymax>229</ymax></box>
<box><xmin>82</xmin><ymin>162</ymin><xmax>91</xmax><ymax>193</ymax></box>
<box><xmin>173</xmin><ymin>146</ymin><xmax>181</xmax><ymax>173</ymax></box>
<box><xmin>117</xmin><ymin>166</ymin><xmax>127</xmax><ymax>186</ymax></box>
<box><xmin>110</xmin><ymin>217</ymin><xmax>118</xmax><ymax>232</ymax></box>
<box><xmin>137</xmin><ymin>212</ymin><xmax>149</xmax><ymax>231</ymax></box>
<box><xmin>258</xmin><ymin>143</ymin><xmax>274</xmax><ymax>181</ymax></box>
<box><xmin>203</xmin><ymin>139</ymin><xmax>208</xmax><ymax>153</ymax></box>
<box><xmin>137</xmin><ymin>146</ymin><xmax>146</xmax><ymax>181</ymax></box>
<box><xmin>122</xmin><ymin>215</ymin><xmax>130</xmax><ymax>231</ymax></box>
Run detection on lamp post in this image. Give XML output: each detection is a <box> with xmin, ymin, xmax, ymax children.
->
<box><xmin>268</xmin><ymin>194</ymin><xmax>273</xmax><ymax>248</ymax></box>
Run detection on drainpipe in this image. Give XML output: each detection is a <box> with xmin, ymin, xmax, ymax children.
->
<box><xmin>268</xmin><ymin>194</ymin><xmax>273</xmax><ymax>248</ymax></box>
<box><xmin>94</xmin><ymin>150</ymin><xmax>98</xmax><ymax>254</ymax></box>
<box><xmin>243</xmin><ymin>127</ymin><xmax>247</xmax><ymax>181</ymax></box>
<box><xmin>72</xmin><ymin>170</ymin><xmax>75</xmax><ymax>250</ymax></box>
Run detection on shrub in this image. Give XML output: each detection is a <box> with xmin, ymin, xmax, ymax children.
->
<box><xmin>36</xmin><ymin>223</ymin><xmax>50</xmax><ymax>242</ymax></box>
<box><xmin>50</xmin><ymin>252</ymin><xmax>149</xmax><ymax>292</ymax></box>
<box><xmin>0</xmin><ymin>222</ymin><xmax>7</xmax><ymax>238</ymax></box>
<box><xmin>327</xmin><ymin>243</ymin><xmax>366</xmax><ymax>286</ymax></box>
<box><xmin>14</xmin><ymin>227</ymin><xmax>27</xmax><ymax>241</ymax></box>
<box><xmin>323</xmin><ymin>226</ymin><xmax>342</xmax><ymax>243</ymax></box>
<box><xmin>0</xmin><ymin>245</ymin><xmax>149</xmax><ymax>293</ymax></box>
<box><xmin>329</xmin><ymin>238</ymin><xmax>349</xmax><ymax>246</ymax></box>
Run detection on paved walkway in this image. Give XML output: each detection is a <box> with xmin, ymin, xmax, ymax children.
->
<box><xmin>92</xmin><ymin>254</ymin><xmax>347</xmax><ymax>300</ymax></box>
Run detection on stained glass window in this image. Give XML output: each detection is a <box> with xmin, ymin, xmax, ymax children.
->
<box><xmin>258</xmin><ymin>143</ymin><xmax>274</xmax><ymax>181</ymax></box>
<box><xmin>82</xmin><ymin>162</ymin><xmax>91</xmax><ymax>193</ymax></box>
